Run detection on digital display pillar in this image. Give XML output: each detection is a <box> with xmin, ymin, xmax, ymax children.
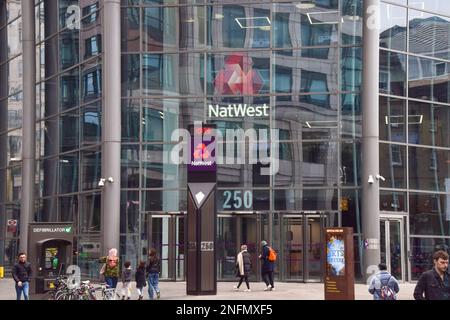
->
<box><xmin>186</xmin><ymin>123</ymin><xmax>217</xmax><ymax>295</ymax></box>
<box><xmin>324</xmin><ymin>227</ymin><xmax>355</xmax><ymax>300</ymax></box>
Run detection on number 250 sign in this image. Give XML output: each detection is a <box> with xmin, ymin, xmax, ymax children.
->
<box><xmin>222</xmin><ymin>190</ymin><xmax>252</xmax><ymax>210</ymax></box>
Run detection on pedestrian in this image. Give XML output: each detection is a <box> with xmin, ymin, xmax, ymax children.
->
<box><xmin>146</xmin><ymin>248</ymin><xmax>161</xmax><ymax>300</ymax></box>
<box><xmin>368</xmin><ymin>263</ymin><xmax>399</xmax><ymax>300</ymax></box>
<box><xmin>233</xmin><ymin>244</ymin><xmax>252</xmax><ymax>292</ymax></box>
<box><xmin>259</xmin><ymin>240</ymin><xmax>275</xmax><ymax>291</ymax></box>
<box><xmin>12</xmin><ymin>252</ymin><xmax>32</xmax><ymax>300</ymax></box>
<box><xmin>121</xmin><ymin>261</ymin><xmax>132</xmax><ymax>300</ymax></box>
<box><xmin>414</xmin><ymin>250</ymin><xmax>450</xmax><ymax>300</ymax></box>
<box><xmin>135</xmin><ymin>261</ymin><xmax>147</xmax><ymax>300</ymax></box>
<box><xmin>99</xmin><ymin>248</ymin><xmax>120</xmax><ymax>289</ymax></box>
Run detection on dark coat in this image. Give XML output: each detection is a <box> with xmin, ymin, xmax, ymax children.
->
<box><xmin>236</xmin><ymin>251</ymin><xmax>252</xmax><ymax>276</ymax></box>
<box><xmin>12</xmin><ymin>262</ymin><xmax>32</xmax><ymax>283</ymax></box>
<box><xmin>135</xmin><ymin>267</ymin><xmax>146</xmax><ymax>288</ymax></box>
<box><xmin>146</xmin><ymin>256</ymin><xmax>161</xmax><ymax>274</ymax></box>
<box><xmin>414</xmin><ymin>268</ymin><xmax>450</xmax><ymax>300</ymax></box>
<box><xmin>260</xmin><ymin>245</ymin><xmax>274</xmax><ymax>273</ymax></box>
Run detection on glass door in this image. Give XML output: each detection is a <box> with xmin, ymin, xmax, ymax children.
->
<box><xmin>281</xmin><ymin>215</ymin><xmax>304</xmax><ymax>281</ymax></box>
<box><xmin>216</xmin><ymin>214</ymin><xmax>261</xmax><ymax>280</ymax></box>
<box><xmin>141</xmin><ymin>213</ymin><xmax>185</xmax><ymax>280</ymax></box>
<box><xmin>380</xmin><ymin>217</ymin><xmax>405</xmax><ymax>281</ymax></box>
<box><xmin>280</xmin><ymin>212</ymin><xmax>328</xmax><ymax>282</ymax></box>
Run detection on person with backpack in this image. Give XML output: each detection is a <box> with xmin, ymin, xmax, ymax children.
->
<box><xmin>234</xmin><ymin>244</ymin><xmax>252</xmax><ymax>292</ymax></box>
<box><xmin>368</xmin><ymin>263</ymin><xmax>399</xmax><ymax>300</ymax></box>
<box><xmin>259</xmin><ymin>240</ymin><xmax>275</xmax><ymax>291</ymax></box>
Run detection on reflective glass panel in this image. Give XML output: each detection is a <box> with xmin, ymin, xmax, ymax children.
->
<box><xmin>59</xmin><ymin>152</ymin><xmax>79</xmax><ymax>194</ymax></box>
<box><xmin>379</xmin><ymin>143</ymin><xmax>406</xmax><ymax>188</ymax></box>
<box><xmin>121</xmin><ymin>144</ymin><xmax>140</xmax><ymax>188</ymax></box>
<box><xmin>380</xmin><ymin>191</ymin><xmax>406</xmax><ymax>212</ymax></box>
<box><xmin>408</xmin><ymin>9</ymin><xmax>450</xmax><ymax>59</ymax></box>
<box><xmin>142</xmin><ymin>53</ymin><xmax>203</xmax><ymax>96</ymax></box>
<box><xmin>379</xmin><ymin>96</ymin><xmax>406</xmax><ymax>143</ymax></box>
<box><xmin>379</xmin><ymin>3</ymin><xmax>406</xmax><ymax>51</ymax></box>
<box><xmin>408</xmin><ymin>101</ymin><xmax>450</xmax><ymax>148</ymax></box>
<box><xmin>409</xmin><ymin>146</ymin><xmax>449</xmax><ymax>192</ymax></box>
<box><xmin>60</xmin><ymin>110</ymin><xmax>79</xmax><ymax>152</ymax></box>
<box><xmin>341</xmin><ymin>140</ymin><xmax>361</xmax><ymax>186</ymax></box>
<box><xmin>121</xmin><ymin>54</ymin><xmax>140</xmax><ymax>97</ymax></box>
<box><xmin>408</xmin><ymin>55</ymin><xmax>450</xmax><ymax>104</ymax></box>
<box><xmin>379</xmin><ymin>50</ymin><xmax>406</xmax><ymax>96</ymax></box>
<box><xmin>81</xmin><ymin>148</ymin><xmax>101</xmax><ymax>191</ymax></box>
<box><xmin>275</xmin><ymin>95</ymin><xmax>338</xmax><ymax>141</ymax></box>
<box><xmin>409</xmin><ymin>193</ymin><xmax>450</xmax><ymax>236</ymax></box>
<box><xmin>122</xmin><ymin>99</ymin><xmax>140</xmax><ymax>142</ymax></box>
<box><xmin>274</xmin><ymin>189</ymin><xmax>338</xmax><ymax>211</ymax></box>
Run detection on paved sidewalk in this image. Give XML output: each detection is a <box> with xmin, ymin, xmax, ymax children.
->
<box><xmin>0</xmin><ymin>277</ymin><xmax>416</xmax><ymax>300</ymax></box>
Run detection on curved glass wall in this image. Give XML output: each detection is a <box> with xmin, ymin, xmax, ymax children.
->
<box><xmin>379</xmin><ymin>0</ymin><xmax>450</xmax><ymax>280</ymax></box>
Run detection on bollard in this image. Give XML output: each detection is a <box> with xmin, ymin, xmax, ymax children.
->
<box><xmin>0</xmin><ymin>266</ymin><xmax>4</xmax><ymax>278</ymax></box>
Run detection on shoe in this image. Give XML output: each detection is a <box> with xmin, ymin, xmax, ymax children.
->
<box><xmin>127</xmin><ymin>297</ymin><xmax>131</xmax><ymax>300</ymax></box>
<box><xmin>157</xmin><ymin>291</ymin><xmax>160</xmax><ymax>299</ymax></box>
<box><xmin>233</xmin><ymin>286</ymin><xmax>239</xmax><ymax>291</ymax></box>
<box><xmin>263</xmin><ymin>286</ymin><xmax>270</xmax><ymax>291</ymax></box>
<box><xmin>270</xmin><ymin>287</ymin><xmax>275</xmax><ymax>291</ymax></box>
<box><xmin>138</xmin><ymin>295</ymin><xmax>143</xmax><ymax>300</ymax></box>
<box><xmin>244</xmin><ymin>289</ymin><xmax>251</xmax><ymax>292</ymax></box>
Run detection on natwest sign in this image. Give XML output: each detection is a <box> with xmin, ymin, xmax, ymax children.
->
<box><xmin>188</xmin><ymin>123</ymin><xmax>216</xmax><ymax>173</ymax></box>
<box><xmin>208</xmin><ymin>103</ymin><xmax>269</xmax><ymax>118</ymax></box>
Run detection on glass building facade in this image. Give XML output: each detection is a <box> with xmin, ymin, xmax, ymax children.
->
<box><xmin>0</xmin><ymin>0</ymin><xmax>449</xmax><ymax>283</ymax></box>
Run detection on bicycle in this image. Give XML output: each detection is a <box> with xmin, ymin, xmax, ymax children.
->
<box><xmin>94</xmin><ymin>282</ymin><xmax>121</xmax><ymax>300</ymax></box>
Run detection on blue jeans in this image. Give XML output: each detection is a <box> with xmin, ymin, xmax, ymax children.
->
<box><xmin>147</xmin><ymin>273</ymin><xmax>160</xmax><ymax>299</ymax></box>
<box><xmin>15</xmin><ymin>281</ymin><xmax>29</xmax><ymax>300</ymax></box>
<box><xmin>105</xmin><ymin>277</ymin><xmax>118</xmax><ymax>289</ymax></box>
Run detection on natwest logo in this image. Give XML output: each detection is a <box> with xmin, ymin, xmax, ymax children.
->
<box><xmin>208</xmin><ymin>103</ymin><xmax>269</xmax><ymax>118</ymax></box>
<box><xmin>214</xmin><ymin>54</ymin><xmax>264</xmax><ymax>95</ymax></box>
<box><xmin>193</xmin><ymin>143</ymin><xmax>211</xmax><ymax>160</ymax></box>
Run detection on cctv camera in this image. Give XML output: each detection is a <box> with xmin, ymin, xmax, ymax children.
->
<box><xmin>98</xmin><ymin>178</ymin><xmax>105</xmax><ymax>187</ymax></box>
<box><xmin>107</xmin><ymin>177</ymin><xmax>114</xmax><ymax>183</ymax></box>
<box><xmin>376</xmin><ymin>174</ymin><xmax>386</xmax><ymax>182</ymax></box>
<box><xmin>368</xmin><ymin>175</ymin><xmax>374</xmax><ymax>184</ymax></box>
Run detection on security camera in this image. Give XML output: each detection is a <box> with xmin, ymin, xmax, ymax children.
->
<box><xmin>368</xmin><ymin>175</ymin><xmax>374</xmax><ymax>184</ymax></box>
<box><xmin>107</xmin><ymin>177</ymin><xmax>114</xmax><ymax>183</ymax></box>
<box><xmin>376</xmin><ymin>174</ymin><xmax>386</xmax><ymax>182</ymax></box>
<box><xmin>98</xmin><ymin>178</ymin><xmax>106</xmax><ymax>187</ymax></box>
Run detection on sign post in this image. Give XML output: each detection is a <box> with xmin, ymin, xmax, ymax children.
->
<box><xmin>324</xmin><ymin>227</ymin><xmax>355</xmax><ymax>300</ymax></box>
<box><xmin>186</xmin><ymin>123</ymin><xmax>217</xmax><ymax>295</ymax></box>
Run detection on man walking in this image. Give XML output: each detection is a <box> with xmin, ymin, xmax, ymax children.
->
<box><xmin>259</xmin><ymin>240</ymin><xmax>275</xmax><ymax>291</ymax></box>
<box><xmin>368</xmin><ymin>263</ymin><xmax>399</xmax><ymax>300</ymax></box>
<box><xmin>12</xmin><ymin>252</ymin><xmax>32</xmax><ymax>300</ymax></box>
<box><xmin>414</xmin><ymin>250</ymin><xmax>450</xmax><ymax>300</ymax></box>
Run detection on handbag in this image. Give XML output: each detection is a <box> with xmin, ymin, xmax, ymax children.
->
<box><xmin>100</xmin><ymin>263</ymin><xmax>106</xmax><ymax>275</ymax></box>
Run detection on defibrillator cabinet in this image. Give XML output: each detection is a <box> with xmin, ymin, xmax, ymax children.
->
<box><xmin>28</xmin><ymin>223</ymin><xmax>73</xmax><ymax>296</ymax></box>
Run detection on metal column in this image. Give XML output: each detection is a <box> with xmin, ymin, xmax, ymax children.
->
<box><xmin>20</xmin><ymin>0</ymin><xmax>36</xmax><ymax>253</ymax></box>
<box><xmin>362</xmin><ymin>0</ymin><xmax>381</xmax><ymax>280</ymax></box>
<box><xmin>102</xmin><ymin>0</ymin><xmax>121</xmax><ymax>252</ymax></box>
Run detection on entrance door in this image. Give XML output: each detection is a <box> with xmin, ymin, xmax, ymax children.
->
<box><xmin>380</xmin><ymin>217</ymin><xmax>405</xmax><ymax>281</ymax></box>
<box><xmin>216</xmin><ymin>214</ymin><xmax>261</xmax><ymax>280</ymax></box>
<box><xmin>280</xmin><ymin>212</ymin><xmax>328</xmax><ymax>282</ymax></box>
<box><xmin>141</xmin><ymin>213</ymin><xmax>185</xmax><ymax>280</ymax></box>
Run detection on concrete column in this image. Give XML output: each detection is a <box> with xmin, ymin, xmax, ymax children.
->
<box><xmin>362</xmin><ymin>0</ymin><xmax>381</xmax><ymax>280</ymax></box>
<box><xmin>20</xmin><ymin>1</ymin><xmax>36</xmax><ymax>253</ymax></box>
<box><xmin>102</xmin><ymin>0</ymin><xmax>121</xmax><ymax>253</ymax></box>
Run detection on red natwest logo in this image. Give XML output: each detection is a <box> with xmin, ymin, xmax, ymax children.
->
<box><xmin>214</xmin><ymin>54</ymin><xmax>264</xmax><ymax>95</ymax></box>
<box><xmin>193</xmin><ymin>143</ymin><xmax>210</xmax><ymax>160</ymax></box>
